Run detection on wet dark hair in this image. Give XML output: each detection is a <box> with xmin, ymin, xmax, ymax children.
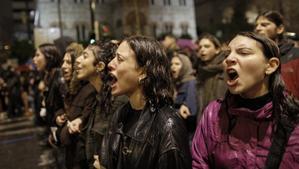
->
<box><xmin>38</xmin><ymin>43</ymin><xmax>62</xmax><ymax>71</ymax></box>
<box><xmin>197</xmin><ymin>33</ymin><xmax>221</xmax><ymax>49</ymax></box>
<box><xmin>225</xmin><ymin>32</ymin><xmax>299</xmax><ymax>168</ymax></box>
<box><xmin>124</xmin><ymin>35</ymin><xmax>174</xmax><ymax>107</ymax></box>
<box><xmin>86</xmin><ymin>41</ymin><xmax>118</xmax><ymax>116</ymax></box>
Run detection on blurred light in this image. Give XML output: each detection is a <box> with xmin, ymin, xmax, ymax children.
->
<box><xmin>50</xmin><ymin>28</ymin><xmax>56</xmax><ymax>33</ymax></box>
<box><xmin>286</xmin><ymin>32</ymin><xmax>296</xmax><ymax>37</ymax></box>
<box><xmin>90</xmin><ymin>39</ymin><xmax>96</xmax><ymax>44</ymax></box>
<box><xmin>30</xmin><ymin>10</ymin><xmax>35</xmax><ymax>18</ymax></box>
<box><xmin>4</xmin><ymin>45</ymin><xmax>10</xmax><ymax>50</ymax></box>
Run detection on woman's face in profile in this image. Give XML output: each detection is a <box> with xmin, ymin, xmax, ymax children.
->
<box><xmin>33</xmin><ymin>49</ymin><xmax>47</xmax><ymax>72</ymax></box>
<box><xmin>76</xmin><ymin>48</ymin><xmax>97</xmax><ymax>81</ymax></box>
<box><xmin>108</xmin><ymin>41</ymin><xmax>144</xmax><ymax>97</ymax></box>
<box><xmin>61</xmin><ymin>53</ymin><xmax>73</xmax><ymax>82</ymax></box>
<box><xmin>223</xmin><ymin>35</ymin><xmax>270</xmax><ymax>98</ymax></box>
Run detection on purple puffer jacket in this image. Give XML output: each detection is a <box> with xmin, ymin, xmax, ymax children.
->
<box><xmin>192</xmin><ymin>98</ymin><xmax>299</xmax><ymax>169</ymax></box>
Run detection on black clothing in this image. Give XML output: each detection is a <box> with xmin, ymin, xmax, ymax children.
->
<box><xmin>43</xmin><ymin>68</ymin><xmax>66</xmax><ymax>125</ymax></box>
<box><xmin>100</xmin><ymin>102</ymin><xmax>192</xmax><ymax>169</ymax></box>
<box><xmin>236</xmin><ymin>93</ymin><xmax>272</xmax><ymax>111</ymax></box>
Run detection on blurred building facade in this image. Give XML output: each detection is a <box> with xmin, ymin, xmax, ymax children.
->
<box><xmin>194</xmin><ymin>0</ymin><xmax>299</xmax><ymax>40</ymax></box>
<box><xmin>0</xmin><ymin>0</ymin><xmax>14</xmax><ymax>46</ymax></box>
<box><xmin>12</xmin><ymin>0</ymin><xmax>36</xmax><ymax>41</ymax></box>
<box><xmin>33</xmin><ymin>0</ymin><xmax>197</xmax><ymax>46</ymax></box>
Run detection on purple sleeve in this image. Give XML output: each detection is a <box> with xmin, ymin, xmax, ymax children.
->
<box><xmin>191</xmin><ymin>101</ymin><xmax>220</xmax><ymax>169</ymax></box>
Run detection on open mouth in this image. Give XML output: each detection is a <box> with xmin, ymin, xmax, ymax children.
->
<box><xmin>227</xmin><ymin>69</ymin><xmax>239</xmax><ymax>81</ymax></box>
<box><xmin>226</xmin><ymin>69</ymin><xmax>239</xmax><ymax>86</ymax></box>
<box><xmin>108</xmin><ymin>73</ymin><xmax>117</xmax><ymax>87</ymax></box>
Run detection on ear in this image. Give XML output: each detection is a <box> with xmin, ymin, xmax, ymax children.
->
<box><xmin>276</xmin><ymin>25</ymin><xmax>285</xmax><ymax>35</ymax></box>
<box><xmin>96</xmin><ymin>61</ymin><xmax>105</xmax><ymax>73</ymax></box>
<box><xmin>265</xmin><ymin>57</ymin><xmax>280</xmax><ymax>75</ymax></box>
<box><xmin>215</xmin><ymin>48</ymin><xmax>221</xmax><ymax>55</ymax></box>
<box><xmin>138</xmin><ymin>68</ymin><xmax>147</xmax><ymax>81</ymax></box>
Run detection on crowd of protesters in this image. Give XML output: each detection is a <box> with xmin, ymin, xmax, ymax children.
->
<box><xmin>1</xmin><ymin>10</ymin><xmax>299</xmax><ymax>169</ymax></box>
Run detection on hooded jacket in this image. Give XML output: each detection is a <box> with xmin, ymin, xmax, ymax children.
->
<box><xmin>191</xmin><ymin>95</ymin><xmax>299</xmax><ymax>169</ymax></box>
<box><xmin>173</xmin><ymin>54</ymin><xmax>198</xmax><ymax>116</ymax></box>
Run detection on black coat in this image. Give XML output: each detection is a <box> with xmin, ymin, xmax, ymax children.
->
<box><xmin>100</xmin><ymin>102</ymin><xmax>192</xmax><ymax>169</ymax></box>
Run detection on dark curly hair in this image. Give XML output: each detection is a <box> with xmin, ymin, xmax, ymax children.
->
<box><xmin>38</xmin><ymin>43</ymin><xmax>62</xmax><ymax>71</ymax></box>
<box><xmin>124</xmin><ymin>35</ymin><xmax>174</xmax><ymax>107</ymax></box>
<box><xmin>86</xmin><ymin>41</ymin><xmax>118</xmax><ymax>116</ymax></box>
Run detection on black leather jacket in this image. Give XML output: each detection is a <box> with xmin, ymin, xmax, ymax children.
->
<box><xmin>100</xmin><ymin>102</ymin><xmax>192</xmax><ymax>169</ymax></box>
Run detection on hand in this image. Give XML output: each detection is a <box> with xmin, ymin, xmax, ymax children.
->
<box><xmin>56</xmin><ymin>114</ymin><xmax>66</xmax><ymax>126</ymax></box>
<box><xmin>179</xmin><ymin>104</ymin><xmax>191</xmax><ymax>119</ymax></box>
<box><xmin>67</xmin><ymin>118</ymin><xmax>82</xmax><ymax>134</ymax></box>
<box><xmin>93</xmin><ymin>155</ymin><xmax>101</xmax><ymax>169</ymax></box>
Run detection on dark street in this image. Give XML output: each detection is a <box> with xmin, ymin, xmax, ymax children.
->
<box><xmin>0</xmin><ymin>116</ymin><xmax>45</xmax><ymax>169</ymax></box>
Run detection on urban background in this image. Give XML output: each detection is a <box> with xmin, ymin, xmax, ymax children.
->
<box><xmin>1</xmin><ymin>0</ymin><xmax>299</xmax><ymax>66</ymax></box>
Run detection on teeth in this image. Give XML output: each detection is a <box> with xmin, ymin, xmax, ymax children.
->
<box><xmin>227</xmin><ymin>69</ymin><xmax>236</xmax><ymax>74</ymax></box>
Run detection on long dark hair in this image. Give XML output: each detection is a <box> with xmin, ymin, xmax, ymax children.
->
<box><xmin>38</xmin><ymin>43</ymin><xmax>62</xmax><ymax>71</ymax></box>
<box><xmin>87</xmin><ymin>41</ymin><xmax>118</xmax><ymax>116</ymax></box>
<box><xmin>124</xmin><ymin>35</ymin><xmax>174</xmax><ymax>107</ymax></box>
<box><xmin>224</xmin><ymin>32</ymin><xmax>299</xmax><ymax>168</ymax></box>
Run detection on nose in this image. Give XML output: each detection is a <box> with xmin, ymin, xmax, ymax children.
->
<box><xmin>76</xmin><ymin>55</ymin><xmax>82</xmax><ymax>66</ymax></box>
<box><xmin>225</xmin><ymin>53</ymin><xmax>237</xmax><ymax>66</ymax></box>
<box><xmin>61</xmin><ymin>62</ymin><xmax>66</xmax><ymax>69</ymax></box>
<box><xmin>255</xmin><ymin>24</ymin><xmax>262</xmax><ymax>33</ymax></box>
<box><xmin>108</xmin><ymin>57</ymin><xmax>116</xmax><ymax>71</ymax></box>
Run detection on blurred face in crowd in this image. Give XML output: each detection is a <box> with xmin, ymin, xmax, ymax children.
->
<box><xmin>197</xmin><ymin>38</ymin><xmax>220</xmax><ymax>62</ymax></box>
<box><xmin>255</xmin><ymin>16</ymin><xmax>284</xmax><ymax>41</ymax></box>
<box><xmin>108</xmin><ymin>41</ymin><xmax>144</xmax><ymax>97</ymax></box>
<box><xmin>33</xmin><ymin>49</ymin><xmax>47</xmax><ymax>71</ymax></box>
<box><xmin>171</xmin><ymin>56</ymin><xmax>183</xmax><ymax>79</ymax></box>
<box><xmin>61</xmin><ymin>53</ymin><xmax>72</xmax><ymax>82</ymax></box>
<box><xmin>76</xmin><ymin>48</ymin><xmax>97</xmax><ymax>81</ymax></box>
<box><xmin>162</xmin><ymin>36</ymin><xmax>176</xmax><ymax>49</ymax></box>
<box><xmin>223</xmin><ymin>35</ymin><xmax>272</xmax><ymax>98</ymax></box>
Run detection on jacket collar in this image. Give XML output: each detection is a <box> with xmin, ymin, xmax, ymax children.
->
<box><xmin>115</xmin><ymin>102</ymin><xmax>157</xmax><ymax>142</ymax></box>
<box><xmin>227</xmin><ymin>95</ymin><xmax>273</xmax><ymax>120</ymax></box>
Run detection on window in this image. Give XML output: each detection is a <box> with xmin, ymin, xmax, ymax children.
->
<box><xmin>75</xmin><ymin>24</ymin><xmax>86</xmax><ymax>41</ymax></box>
<box><xmin>163</xmin><ymin>0</ymin><xmax>171</xmax><ymax>6</ymax></box>
<box><xmin>180</xmin><ymin>22</ymin><xmax>189</xmax><ymax>34</ymax></box>
<box><xmin>179</xmin><ymin>0</ymin><xmax>186</xmax><ymax>6</ymax></box>
<box><xmin>151</xmin><ymin>23</ymin><xmax>157</xmax><ymax>37</ymax></box>
<box><xmin>95</xmin><ymin>0</ymin><xmax>104</xmax><ymax>4</ymax></box>
<box><xmin>164</xmin><ymin>22</ymin><xmax>173</xmax><ymax>34</ymax></box>
<box><xmin>150</xmin><ymin>0</ymin><xmax>154</xmax><ymax>5</ymax></box>
<box><xmin>82</xmin><ymin>25</ymin><xmax>86</xmax><ymax>40</ymax></box>
<box><xmin>76</xmin><ymin>25</ymin><xmax>80</xmax><ymax>41</ymax></box>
